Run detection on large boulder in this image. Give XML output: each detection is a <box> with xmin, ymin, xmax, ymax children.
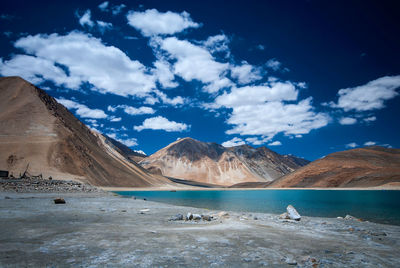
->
<box><xmin>286</xmin><ymin>205</ymin><xmax>301</xmax><ymax>221</ymax></box>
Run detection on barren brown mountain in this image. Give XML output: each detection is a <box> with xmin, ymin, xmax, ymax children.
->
<box><xmin>0</xmin><ymin>76</ymin><xmax>173</xmax><ymax>187</ymax></box>
<box><xmin>269</xmin><ymin>146</ymin><xmax>400</xmax><ymax>188</ymax></box>
<box><xmin>140</xmin><ymin>137</ymin><xmax>309</xmax><ymax>186</ymax></box>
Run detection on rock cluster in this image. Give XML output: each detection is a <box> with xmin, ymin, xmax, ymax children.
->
<box><xmin>0</xmin><ymin>178</ymin><xmax>101</xmax><ymax>193</ymax></box>
<box><xmin>169</xmin><ymin>212</ymin><xmax>214</xmax><ymax>222</ymax></box>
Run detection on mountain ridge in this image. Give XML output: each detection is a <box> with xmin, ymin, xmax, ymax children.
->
<box><xmin>140</xmin><ymin>137</ymin><xmax>309</xmax><ymax>186</ymax></box>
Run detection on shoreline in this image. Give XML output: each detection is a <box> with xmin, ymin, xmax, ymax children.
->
<box><xmin>102</xmin><ymin>186</ymin><xmax>400</xmax><ymax>191</ymax></box>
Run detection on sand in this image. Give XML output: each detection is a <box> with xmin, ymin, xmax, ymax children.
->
<box><xmin>1</xmin><ymin>191</ymin><xmax>399</xmax><ymax>267</ymax></box>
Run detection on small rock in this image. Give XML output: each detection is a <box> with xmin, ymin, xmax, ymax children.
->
<box><xmin>186</xmin><ymin>212</ymin><xmax>193</xmax><ymax>220</ymax></box>
<box><xmin>217</xmin><ymin>211</ymin><xmax>229</xmax><ymax>218</ymax></box>
<box><xmin>253</xmin><ymin>216</ymin><xmax>258</xmax><ymax>220</ymax></box>
<box><xmin>202</xmin><ymin>215</ymin><xmax>212</xmax><ymax>221</ymax></box>
<box><xmin>286</xmin><ymin>205</ymin><xmax>301</xmax><ymax>221</ymax></box>
<box><xmin>170</xmin><ymin>214</ymin><xmax>184</xmax><ymax>221</ymax></box>
<box><xmin>139</xmin><ymin>209</ymin><xmax>150</xmax><ymax>214</ymax></box>
<box><xmin>4</xmin><ymin>196</ymin><xmax>11</xmax><ymax>199</ymax></box>
<box><xmin>279</xmin><ymin>212</ymin><xmax>290</xmax><ymax>220</ymax></box>
<box><xmin>344</xmin><ymin>215</ymin><xmax>360</xmax><ymax>221</ymax></box>
<box><xmin>53</xmin><ymin>198</ymin><xmax>66</xmax><ymax>204</ymax></box>
<box><xmin>337</xmin><ymin>216</ymin><xmax>343</xmax><ymax>219</ymax></box>
<box><xmin>285</xmin><ymin>257</ymin><xmax>297</xmax><ymax>265</ymax></box>
<box><xmin>121</xmin><ymin>210</ymin><xmax>127</xmax><ymax>212</ymax></box>
<box><xmin>368</xmin><ymin>231</ymin><xmax>387</xmax><ymax>236</ymax></box>
<box><xmin>192</xmin><ymin>214</ymin><xmax>202</xmax><ymax>220</ymax></box>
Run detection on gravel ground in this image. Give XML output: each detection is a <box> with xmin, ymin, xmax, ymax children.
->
<box><xmin>0</xmin><ymin>192</ymin><xmax>399</xmax><ymax>267</ymax></box>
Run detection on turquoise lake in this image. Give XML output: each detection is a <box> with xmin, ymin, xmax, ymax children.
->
<box><xmin>115</xmin><ymin>190</ymin><xmax>400</xmax><ymax>225</ymax></box>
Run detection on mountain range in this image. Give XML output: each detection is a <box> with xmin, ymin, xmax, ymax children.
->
<box><xmin>1</xmin><ymin>76</ymin><xmax>399</xmax><ymax>188</ymax></box>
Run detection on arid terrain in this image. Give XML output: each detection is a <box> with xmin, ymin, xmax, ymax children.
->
<box><xmin>1</xmin><ymin>191</ymin><xmax>399</xmax><ymax>267</ymax></box>
<box><xmin>270</xmin><ymin>146</ymin><xmax>400</xmax><ymax>188</ymax></box>
<box><xmin>0</xmin><ymin>77</ymin><xmax>173</xmax><ymax>187</ymax></box>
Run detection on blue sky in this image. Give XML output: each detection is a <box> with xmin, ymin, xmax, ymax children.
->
<box><xmin>1</xmin><ymin>0</ymin><xmax>399</xmax><ymax>160</ymax></box>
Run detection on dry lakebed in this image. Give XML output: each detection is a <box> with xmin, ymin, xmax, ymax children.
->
<box><xmin>1</xmin><ymin>191</ymin><xmax>400</xmax><ymax>267</ymax></box>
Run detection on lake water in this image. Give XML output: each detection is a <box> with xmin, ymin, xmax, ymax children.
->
<box><xmin>115</xmin><ymin>190</ymin><xmax>400</xmax><ymax>225</ymax></box>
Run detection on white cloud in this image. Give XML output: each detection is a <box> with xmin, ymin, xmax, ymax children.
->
<box><xmin>266</xmin><ymin>58</ymin><xmax>281</xmax><ymax>71</ymax></box>
<box><xmin>134</xmin><ymin>149</ymin><xmax>146</xmax><ymax>155</ymax></box>
<box><xmin>225</xmin><ymin>98</ymin><xmax>329</xmax><ymax>137</ymax></box>
<box><xmin>339</xmin><ymin>117</ymin><xmax>357</xmax><ymax>125</ymax></box>
<box><xmin>245</xmin><ymin>137</ymin><xmax>270</xmax><ymax>145</ymax></box>
<box><xmin>152</xmin><ymin>59</ymin><xmax>178</xmax><ymax>88</ymax></box>
<box><xmin>110</xmin><ymin>117</ymin><xmax>121</xmax><ymax>122</ymax></box>
<box><xmin>364</xmin><ymin>141</ymin><xmax>376</xmax><ymax>146</ymax></box>
<box><xmin>118</xmin><ymin>138</ymin><xmax>138</xmax><ymax>147</ymax></box>
<box><xmin>127</xmin><ymin>9</ymin><xmax>200</xmax><ymax>37</ymax></box>
<box><xmin>230</xmin><ymin>61</ymin><xmax>263</xmax><ymax>85</ymax></box>
<box><xmin>363</xmin><ymin>116</ymin><xmax>376</xmax><ymax>122</ymax></box>
<box><xmin>98</xmin><ymin>2</ymin><xmax>109</xmax><ymax>11</ymax></box>
<box><xmin>345</xmin><ymin>142</ymin><xmax>358</xmax><ymax>148</ymax></box>
<box><xmin>78</xmin><ymin>10</ymin><xmax>95</xmax><ymax>28</ymax></box>
<box><xmin>9</xmin><ymin>32</ymin><xmax>156</xmax><ymax>97</ymax></box>
<box><xmin>207</xmin><ymin>80</ymin><xmax>328</xmax><ymax>139</ymax></box>
<box><xmin>0</xmin><ymin>54</ymin><xmax>80</xmax><ymax>88</ymax></box>
<box><xmin>201</xmin><ymin>34</ymin><xmax>230</xmax><ymax>56</ymax></box>
<box><xmin>215</xmin><ymin>82</ymin><xmax>298</xmax><ymax>108</ymax></box>
<box><xmin>109</xmin><ymin>105</ymin><xmax>156</xmax><ymax>115</ymax></box>
<box><xmin>112</xmin><ymin>4</ymin><xmax>126</xmax><ymax>15</ymax></box>
<box><xmin>57</xmin><ymin>98</ymin><xmax>108</xmax><ymax>119</ymax></box>
<box><xmin>268</xmin><ymin>141</ymin><xmax>282</xmax><ymax>146</ymax></box>
<box><xmin>97</xmin><ymin>21</ymin><xmax>113</xmax><ymax>33</ymax></box>
<box><xmin>221</xmin><ymin>137</ymin><xmax>245</xmax><ymax>147</ymax></box>
<box><xmin>154</xmin><ymin>90</ymin><xmax>185</xmax><ymax>106</ymax></box>
<box><xmin>156</xmin><ymin>36</ymin><xmax>231</xmax><ymax>93</ymax></box>
<box><xmin>134</xmin><ymin>116</ymin><xmax>189</xmax><ymax>132</ymax></box>
<box><xmin>329</xmin><ymin>75</ymin><xmax>400</xmax><ymax>112</ymax></box>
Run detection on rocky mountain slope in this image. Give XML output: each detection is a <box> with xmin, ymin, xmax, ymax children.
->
<box><xmin>0</xmin><ymin>76</ymin><xmax>173</xmax><ymax>187</ymax></box>
<box><xmin>140</xmin><ymin>137</ymin><xmax>309</xmax><ymax>186</ymax></box>
<box><xmin>269</xmin><ymin>146</ymin><xmax>400</xmax><ymax>188</ymax></box>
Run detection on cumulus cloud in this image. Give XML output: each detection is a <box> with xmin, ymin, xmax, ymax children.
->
<box><xmin>156</xmin><ymin>37</ymin><xmax>231</xmax><ymax>93</ymax></box>
<box><xmin>152</xmin><ymin>58</ymin><xmax>178</xmax><ymax>88</ymax></box>
<box><xmin>78</xmin><ymin>10</ymin><xmax>95</xmax><ymax>28</ymax></box>
<box><xmin>127</xmin><ymin>9</ymin><xmax>200</xmax><ymax>37</ymax></box>
<box><xmin>339</xmin><ymin>117</ymin><xmax>357</xmax><ymax>125</ymax></box>
<box><xmin>268</xmin><ymin>141</ymin><xmax>282</xmax><ymax>146</ymax></box>
<box><xmin>201</xmin><ymin>34</ymin><xmax>230</xmax><ymax>56</ymax></box>
<box><xmin>221</xmin><ymin>137</ymin><xmax>245</xmax><ymax>147</ymax></box>
<box><xmin>108</xmin><ymin>105</ymin><xmax>155</xmax><ymax>115</ymax></box>
<box><xmin>328</xmin><ymin>75</ymin><xmax>400</xmax><ymax>112</ymax></box>
<box><xmin>0</xmin><ymin>54</ymin><xmax>79</xmax><ymax>88</ymax></box>
<box><xmin>5</xmin><ymin>32</ymin><xmax>156</xmax><ymax>97</ymax></box>
<box><xmin>245</xmin><ymin>137</ymin><xmax>270</xmax><ymax>145</ymax></box>
<box><xmin>345</xmin><ymin>142</ymin><xmax>358</xmax><ymax>148</ymax></box>
<box><xmin>57</xmin><ymin>98</ymin><xmax>108</xmax><ymax>119</ymax></box>
<box><xmin>109</xmin><ymin>117</ymin><xmax>121</xmax><ymax>122</ymax></box>
<box><xmin>230</xmin><ymin>61</ymin><xmax>263</xmax><ymax>85</ymax></box>
<box><xmin>134</xmin><ymin>116</ymin><xmax>189</xmax><ymax>132</ymax></box>
<box><xmin>364</xmin><ymin>141</ymin><xmax>376</xmax><ymax>146</ymax></box>
<box><xmin>207</xmin><ymin>80</ymin><xmax>328</xmax><ymax>139</ymax></box>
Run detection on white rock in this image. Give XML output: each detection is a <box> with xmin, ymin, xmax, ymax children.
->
<box><xmin>187</xmin><ymin>212</ymin><xmax>193</xmax><ymax>220</ymax></box>
<box><xmin>286</xmin><ymin>205</ymin><xmax>301</xmax><ymax>221</ymax></box>
<box><xmin>192</xmin><ymin>214</ymin><xmax>202</xmax><ymax>220</ymax></box>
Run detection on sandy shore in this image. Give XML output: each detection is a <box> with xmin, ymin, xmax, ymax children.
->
<box><xmin>0</xmin><ymin>191</ymin><xmax>399</xmax><ymax>267</ymax></box>
<box><xmin>102</xmin><ymin>186</ymin><xmax>400</xmax><ymax>191</ymax></box>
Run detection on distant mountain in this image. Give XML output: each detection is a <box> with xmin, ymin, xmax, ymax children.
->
<box><xmin>269</xmin><ymin>146</ymin><xmax>400</xmax><ymax>188</ymax></box>
<box><xmin>140</xmin><ymin>137</ymin><xmax>309</xmax><ymax>186</ymax></box>
<box><xmin>103</xmin><ymin>134</ymin><xmax>147</xmax><ymax>163</ymax></box>
<box><xmin>0</xmin><ymin>76</ymin><xmax>173</xmax><ymax>187</ymax></box>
